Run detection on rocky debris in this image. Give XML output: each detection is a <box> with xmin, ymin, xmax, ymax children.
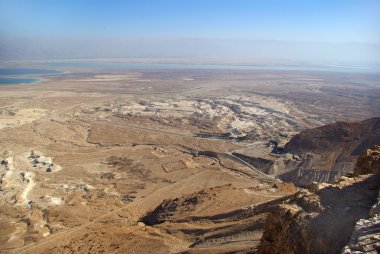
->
<box><xmin>28</xmin><ymin>150</ymin><xmax>62</xmax><ymax>173</ymax></box>
<box><xmin>0</xmin><ymin>153</ymin><xmax>36</xmax><ymax>207</ymax></box>
<box><xmin>22</xmin><ymin>209</ymin><xmax>51</xmax><ymax>238</ymax></box>
<box><xmin>342</xmin><ymin>217</ymin><xmax>380</xmax><ymax>254</ymax></box>
<box><xmin>59</xmin><ymin>182</ymin><xmax>95</xmax><ymax>195</ymax></box>
<box><xmin>0</xmin><ymin>150</ymin><xmax>64</xmax><ymax>209</ymax></box>
<box><xmin>343</xmin><ymin>145</ymin><xmax>380</xmax><ymax>254</ymax></box>
<box><xmin>258</xmin><ymin>144</ymin><xmax>380</xmax><ymax>254</ymax></box>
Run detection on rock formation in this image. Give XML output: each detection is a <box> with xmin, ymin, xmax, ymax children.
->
<box><xmin>257</xmin><ymin>145</ymin><xmax>380</xmax><ymax>254</ymax></box>
<box><xmin>354</xmin><ymin>145</ymin><xmax>380</xmax><ymax>175</ymax></box>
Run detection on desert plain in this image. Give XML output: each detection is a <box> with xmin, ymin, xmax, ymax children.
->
<box><xmin>0</xmin><ymin>63</ymin><xmax>379</xmax><ymax>253</ymax></box>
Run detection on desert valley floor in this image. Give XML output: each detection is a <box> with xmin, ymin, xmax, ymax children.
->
<box><xmin>0</xmin><ymin>64</ymin><xmax>379</xmax><ymax>253</ymax></box>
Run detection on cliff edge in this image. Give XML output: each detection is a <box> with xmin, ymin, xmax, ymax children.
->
<box><xmin>257</xmin><ymin>145</ymin><xmax>380</xmax><ymax>254</ymax></box>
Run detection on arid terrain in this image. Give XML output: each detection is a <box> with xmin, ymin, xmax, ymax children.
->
<box><xmin>0</xmin><ymin>64</ymin><xmax>379</xmax><ymax>253</ymax></box>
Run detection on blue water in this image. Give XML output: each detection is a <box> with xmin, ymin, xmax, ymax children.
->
<box><xmin>0</xmin><ymin>63</ymin><xmax>378</xmax><ymax>85</ymax></box>
<box><xmin>0</xmin><ymin>77</ymin><xmax>40</xmax><ymax>85</ymax></box>
<box><xmin>0</xmin><ymin>68</ymin><xmax>62</xmax><ymax>84</ymax></box>
<box><xmin>0</xmin><ymin>68</ymin><xmax>62</xmax><ymax>76</ymax></box>
<box><xmin>46</xmin><ymin>61</ymin><xmax>380</xmax><ymax>73</ymax></box>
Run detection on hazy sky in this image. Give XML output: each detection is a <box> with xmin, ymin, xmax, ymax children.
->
<box><xmin>0</xmin><ymin>0</ymin><xmax>379</xmax><ymax>65</ymax></box>
<box><xmin>1</xmin><ymin>0</ymin><xmax>379</xmax><ymax>43</ymax></box>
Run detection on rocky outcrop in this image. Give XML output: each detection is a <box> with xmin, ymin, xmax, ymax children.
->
<box><xmin>140</xmin><ymin>192</ymin><xmax>206</xmax><ymax>225</ymax></box>
<box><xmin>139</xmin><ymin>185</ymin><xmax>256</xmax><ymax>226</ymax></box>
<box><xmin>257</xmin><ymin>145</ymin><xmax>380</xmax><ymax>254</ymax></box>
<box><xmin>354</xmin><ymin>145</ymin><xmax>380</xmax><ymax>175</ymax></box>
<box><xmin>258</xmin><ymin>175</ymin><xmax>380</xmax><ymax>254</ymax></box>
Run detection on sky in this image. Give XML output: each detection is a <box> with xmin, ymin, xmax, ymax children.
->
<box><xmin>0</xmin><ymin>0</ymin><xmax>379</xmax><ymax>64</ymax></box>
<box><xmin>0</xmin><ymin>0</ymin><xmax>379</xmax><ymax>42</ymax></box>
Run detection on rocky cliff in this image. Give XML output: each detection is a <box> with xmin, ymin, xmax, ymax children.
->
<box><xmin>343</xmin><ymin>146</ymin><xmax>380</xmax><ymax>253</ymax></box>
<box><xmin>284</xmin><ymin>117</ymin><xmax>380</xmax><ymax>172</ymax></box>
<box><xmin>284</xmin><ymin>118</ymin><xmax>380</xmax><ymax>156</ymax></box>
<box><xmin>257</xmin><ymin>145</ymin><xmax>380</xmax><ymax>254</ymax></box>
<box><xmin>277</xmin><ymin>117</ymin><xmax>380</xmax><ymax>186</ymax></box>
<box><xmin>234</xmin><ymin>118</ymin><xmax>380</xmax><ymax>187</ymax></box>
<box><xmin>354</xmin><ymin>145</ymin><xmax>380</xmax><ymax>175</ymax></box>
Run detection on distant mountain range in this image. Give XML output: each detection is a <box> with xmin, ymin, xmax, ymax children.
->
<box><xmin>1</xmin><ymin>38</ymin><xmax>379</xmax><ymax>66</ymax></box>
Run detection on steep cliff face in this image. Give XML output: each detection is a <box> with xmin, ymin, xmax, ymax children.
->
<box><xmin>234</xmin><ymin>118</ymin><xmax>380</xmax><ymax>187</ymax></box>
<box><xmin>257</xmin><ymin>145</ymin><xmax>380</xmax><ymax>254</ymax></box>
<box><xmin>268</xmin><ymin>117</ymin><xmax>380</xmax><ymax>186</ymax></box>
<box><xmin>285</xmin><ymin>118</ymin><xmax>380</xmax><ymax>156</ymax></box>
<box><xmin>284</xmin><ymin>117</ymin><xmax>380</xmax><ymax>174</ymax></box>
<box><xmin>279</xmin><ymin>167</ymin><xmax>344</xmax><ymax>187</ymax></box>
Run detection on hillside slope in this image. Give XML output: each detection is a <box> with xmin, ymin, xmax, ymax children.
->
<box><xmin>284</xmin><ymin>117</ymin><xmax>380</xmax><ymax>170</ymax></box>
<box><xmin>276</xmin><ymin>117</ymin><xmax>380</xmax><ymax>185</ymax></box>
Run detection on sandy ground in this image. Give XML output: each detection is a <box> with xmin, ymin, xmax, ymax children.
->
<box><xmin>0</xmin><ymin>108</ymin><xmax>47</xmax><ymax>129</ymax></box>
<box><xmin>0</xmin><ymin>67</ymin><xmax>379</xmax><ymax>253</ymax></box>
